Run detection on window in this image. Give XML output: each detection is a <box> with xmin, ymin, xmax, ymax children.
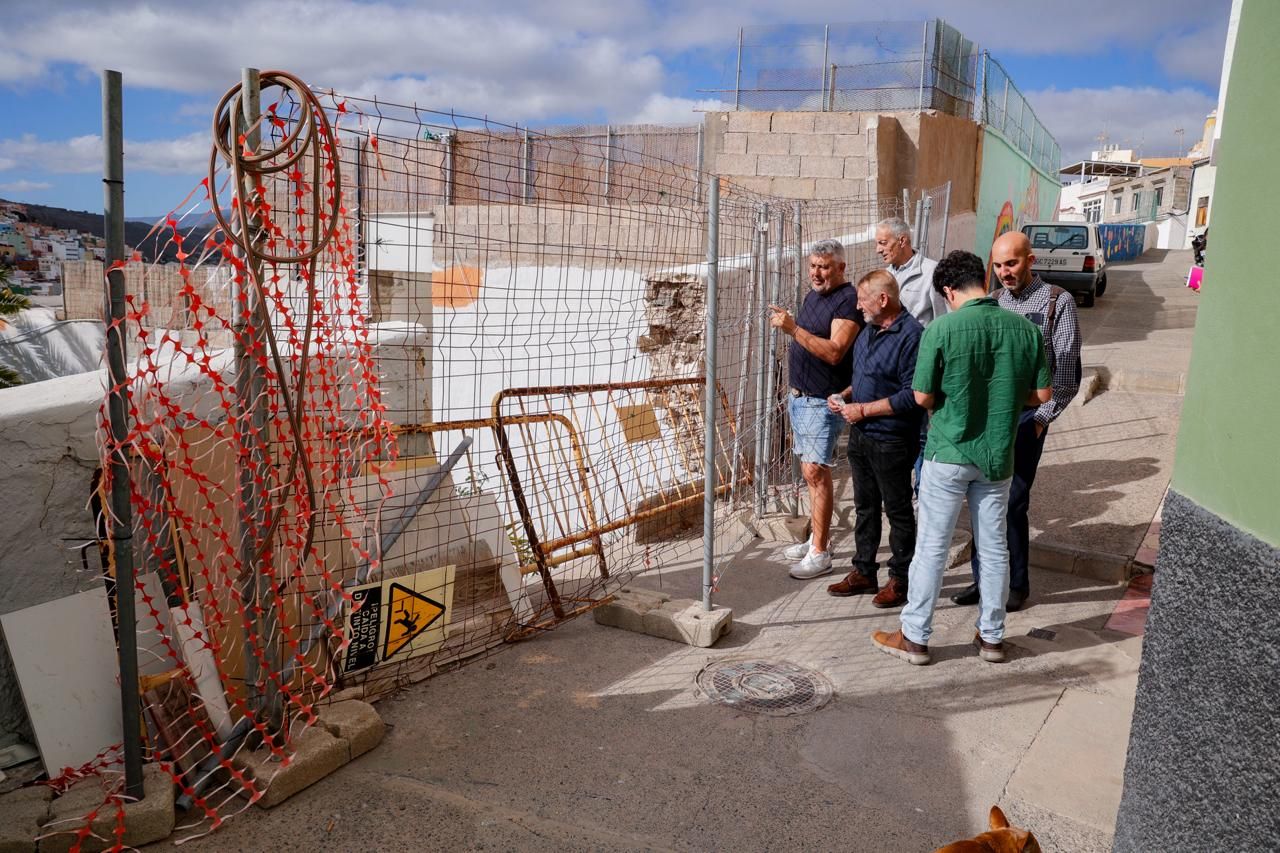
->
<box><xmin>1083</xmin><ymin>198</ymin><xmax>1102</xmax><ymax>223</ymax></box>
<box><xmin>1196</xmin><ymin>196</ymin><xmax>1210</xmax><ymax>227</ymax></box>
<box><xmin>1112</xmin><ymin>194</ymin><xmax>1123</xmax><ymax>215</ymax></box>
<box><xmin>1153</xmin><ymin>185</ymin><xmax>1165</xmax><ymax>209</ymax></box>
<box><xmin>1022</xmin><ymin>224</ymin><xmax>1088</xmax><ymax>249</ymax></box>
<box><xmin>1131</xmin><ymin>191</ymin><xmax>1142</xmax><ymax>212</ymax></box>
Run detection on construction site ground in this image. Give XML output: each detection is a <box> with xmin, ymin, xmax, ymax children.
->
<box><xmin>167</xmin><ymin>249</ymin><xmax>1198</xmax><ymax>852</ymax></box>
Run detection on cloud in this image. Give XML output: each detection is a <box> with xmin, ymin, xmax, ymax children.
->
<box><xmin>0</xmin><ymin>180</ymin><xmax>53</xmax><ymax>194</ymax></box>
<box><xmin>0</xmin><ymin>1</ymin><xmax>670</xmax><ymax>124</ymax></box>
<box><xmin>1157</xmin><ymin>19</ymin><xmax>1230</xmax><ymax>87</ymax></box>
<box><xmin>623</xmin><ymin>94</ymin><xmax>726</xmax><ymax>125</ymax></box>
<box><xmin>0</xmin><ymin>132</ymin><xmax>209</xmax><ymax>175</ymax></box>
<box><xmin>1028</xmin><ymin>86</ymin><xmax>1218</xmax><ymax>163</ymax></box>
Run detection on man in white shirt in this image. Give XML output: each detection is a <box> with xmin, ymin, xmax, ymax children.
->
<box><xmin>876</xmin><ymin>216</ymin><xmax>947</xmax><ymax>494</ymax></box>
<box><xmin>875</xmin><ymin>217</ymin><xmax>947</xmax><ymax>327</ymax></box>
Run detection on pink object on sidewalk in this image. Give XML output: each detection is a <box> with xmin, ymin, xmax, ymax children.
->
<box><xmin>1186</xmin><ymin>265</ymin><xmax>1203</xmax><ymax>291</ymax></box>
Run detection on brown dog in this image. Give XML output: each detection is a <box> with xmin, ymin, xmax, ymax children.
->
<box><xmin>933</xmin><ymin>806</ymin><xmax>1041</xmax><ymax>853</ymax></box>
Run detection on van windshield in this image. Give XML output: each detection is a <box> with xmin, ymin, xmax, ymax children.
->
<box><xmin>1022</xmin><ymin>224</ymin><xmax>1088</xmax><ymax>250</ymax></box>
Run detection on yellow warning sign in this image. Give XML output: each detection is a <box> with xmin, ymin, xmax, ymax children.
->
<box><xmin>384</xmin><ymin>582</ymin><xmax>446</xmax><ymax>659</ymax></box>
<box><xmin>341</xmin><ymin>565</ymin><xmax>455</xmax><ymax>676</ymax></box>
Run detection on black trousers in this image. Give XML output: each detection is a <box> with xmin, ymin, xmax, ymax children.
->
<box><xmin>971</xmin><ymin>409</ymin><xmax>1048</xmax><ymax>595</ymax></box>
<box><xmin>847</xmin><ymin>426</ymin><xmax>917</xmax><ymax>582</ymax></box>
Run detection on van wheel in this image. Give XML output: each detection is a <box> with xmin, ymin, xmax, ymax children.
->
<box><xmin>1096</xmin><ymin>275</ymin><xmax>1108</xmax><ymax>297</ymax></box>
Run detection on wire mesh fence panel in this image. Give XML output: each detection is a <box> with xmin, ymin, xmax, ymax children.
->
<box><xmin>714</xmin><ymin>20</ymin><xmax>979</xmax><ymax>118</ymax></box>
<box><xmin>980</xmin><ymin>55</ymin><xmax>1061</xmax><ymax>175</ymax></box>
<box><xmin>56</xmin><ymin>63</ymin><xmax>912</xmax><ymax>846</ymax></box>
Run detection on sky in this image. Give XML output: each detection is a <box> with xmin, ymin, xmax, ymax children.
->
<box><xmin>0</xmin><ymin>0</ymin><xmax>1232</xmax><ymax>217</ymax></box>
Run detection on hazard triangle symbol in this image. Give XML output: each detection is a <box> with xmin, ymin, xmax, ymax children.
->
<box><xmin>383</xmin><ymin>582</ymin><xmax>446</xmax><ymax>659</ymax></box>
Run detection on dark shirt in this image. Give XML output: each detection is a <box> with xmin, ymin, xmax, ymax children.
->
<box><xmin>851</xmin><ymin>310</ymin><xmax>924</xmax><ymax>442</ymax></box>
<box><xmin>787</xmin><ymin>283</ymin><xmax>863</xmax><ymax>397</ymax></box>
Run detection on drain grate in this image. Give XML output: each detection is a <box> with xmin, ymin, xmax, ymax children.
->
<box><xmin>696</xmin><ymin>659</ymin><xmax>833</xmax><ymax>716</ymax></box>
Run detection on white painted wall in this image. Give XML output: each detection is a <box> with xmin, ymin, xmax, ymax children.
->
<box><xmin>1183</xmin><ymin>164</ymin><xmax>1217</xmax><ymax>249</ymax></box>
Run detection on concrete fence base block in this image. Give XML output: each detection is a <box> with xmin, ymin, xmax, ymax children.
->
<box><xmin>318</xmin><ymin>700</ymin><xmax>386</xmax><ymax>761</ymax></box>
<box><xmin>235</xmin><ymin>726</ymin><xmax>349</xmax><ymax>810</ymax></box>
<box><xmin>0</xmin><ymin>785</ymin><xmax>50</xmax><ymax>853</ymax></box>
<box><xmin>593</xmin><ymin>587</ymin><xmax>672</xmax><ymax>635</ymax></box>
<box><xmin>595</xmin><ymin>588</ymin><xmax>732</xmax><ymax>648</ymax></box>
<box><xmin>42</xmin><ymin>764</ymin><xmax>174</xmax><ymax>853</ymax></box>
<box><xmin>753</xmin><ymin>513</ymin><xmax>810</xmax><ymax>543</ymax></box>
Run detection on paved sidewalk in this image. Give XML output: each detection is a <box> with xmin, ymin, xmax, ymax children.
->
<box><xmin>165</xmin><ymin>251</ymin><xmax>1195</xmax><ymax>852</ymax></box>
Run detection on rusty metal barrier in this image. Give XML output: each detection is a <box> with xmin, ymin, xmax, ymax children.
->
<box><xmin>492</xmin><ymin>376</ymin><xmax>745</xmax><ymax>628</ymax></box>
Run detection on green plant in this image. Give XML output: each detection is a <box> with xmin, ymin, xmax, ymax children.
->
<box><xmin>453</xmin><ymin>471</ymin><xmax>489</xmax><ymax>497</ymax></box>
<box><xmin>505</xmin><ymin>521</ymin><xmax>534</xmax><ymax>566</ymax></box>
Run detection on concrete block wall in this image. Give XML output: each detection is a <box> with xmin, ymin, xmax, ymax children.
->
<box><xmin>703</xmin><ymin>111</ymin><xmax>877</xmax><ymax>200</ymax></box>
<box><xmin>703</xmin><ymin>109</ymin><xmax>981</xmax><ymax>223</ymax></box>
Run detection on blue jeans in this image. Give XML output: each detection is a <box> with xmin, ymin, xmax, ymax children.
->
<box><xmin>970</xmin><ymin>410</ymin><xmax>1048</xmax><ymax>595</ymax></box>
<box><xmin>900</xmin><ymin>459</ymin><xmax>1013</xmax><ymax>645</ymax></box>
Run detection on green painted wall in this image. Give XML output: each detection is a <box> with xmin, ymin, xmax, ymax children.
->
<box><xmin>973</xmin><ymin>128</ymin><xmax>1062</xmax><ymax>260</ymax></box>
<box><xmin>1172</xmin><ymin>0</ymin><xmax>1280</xmax><ymax>546</ymax></box>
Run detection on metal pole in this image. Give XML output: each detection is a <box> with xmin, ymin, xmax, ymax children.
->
<box><xmin>521</xmin><ymin>129</ymin><xmax>533</xmax><ymax>203</ymax></box>
<box><xmin>926</xmin><ymin>192</ymin><xmax>936</xmax><ymax>256</ymax></box>
<box><xmin>940</xmin><ymin>180</ymin><xmax>952</xmax><ymax>255</ymax></box>
<box><xmin>444</xmin><ymin>132</ymin><xmax>456</xmax><ymax>204</ymax></box>
<box><xmin>976</xmin><ymin>51</ymin><xmax>988</xmax><ymax>124</ymax></box>
<box><xmin>734</xmin><ymin>28</ymin><xmax>743</xmax><ymax>110</ymax></box>
<box><xmin>918</xmin><ymin>21</ymin><xmax>929</xmax><ymax>111</ymax></box>
<box><xmin>102</xmin><ymin>68</ymin><xmax>144</xmax><ymax>803</ymax></box>
<box><xmin>902</xmin><ymin>188</ymin><xmax>910</xmax><ymax>220</ymax></box>
<box><xmin>603</xmin><ymin>125</ymin><xmax>614</xmax><ymax>203</ymax></box>
<box><xmin>695</xmin><ymin>125</ymin><xmax>705</xmax><ymax>204</ymax></box>
<box><xmin>235</xmin><ymin>67</ymin><xmax>281</xmax><ymax>745</ymax></box>
<box><xmin>828</xmin><ymin>64</ymin><xmax>837</xmax><ymax>112</ymax></box>
<box><xmin>790</xmin><ymin>202</ymin><xmax>803</xmax><ymax>518</ymax></box>
<box><xmin>914</xmin><ymin>198</ymin><xmax>923</xmax><ymax>247</ymax></box>
<box><xmin>761</xmin><ymin>209</ymin><xmax>783</xmax><ymax>515</ymax></box>
<box><xmin>821</xmin><ymin>26</ymin><xmax>830</xmax><ymax>111</ymax></box>
<box><xmin>702</xmin><ymin>176</ymin><xmax>719</xmax><ymax>611</ymax></box>
<box><xmin>753</xmin><ymin>204</ymin><xmax>770</xmax><ymax>515</ymax></box>
<box><xmin>1001</xmin><ymin>77</ymin><xmax>1010</xmax><ymax>134</ymax></box>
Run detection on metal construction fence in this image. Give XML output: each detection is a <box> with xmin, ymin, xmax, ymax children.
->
<box><xmin>38</xmin><ymin>67</ymin><xmax>943</xmax><ymax>848</ymax></box>
<box><xmin>976</xmin><ymin>55</ymin><xmax>1062</xmax><ymax>176</ymax></box>
<box><xmin>710</xmin><ymin>19</ymin><xmax>1060</xmax><ymax>175</ymax></box>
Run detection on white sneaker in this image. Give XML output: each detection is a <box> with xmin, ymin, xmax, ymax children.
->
<box><xmin>783</xmin><ymin>539</ymin><xmax>812</xmax><ymax>561</ymax></box>
<box><xmin>789</xmin><ymin>550</ymin><xmax>833</xmax><ymax>579</ymax></box>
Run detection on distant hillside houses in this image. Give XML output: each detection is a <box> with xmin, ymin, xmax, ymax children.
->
<box><xmin>0</xmin><ymin>201</ymin><xmax>112</xmax><ymax>296</ymax></box>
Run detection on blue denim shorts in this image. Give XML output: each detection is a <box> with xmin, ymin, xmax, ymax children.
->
<box><xmin>789</xmin><ymin>394</ymin><xmax>846</xmax><ymax>467</ymax></box>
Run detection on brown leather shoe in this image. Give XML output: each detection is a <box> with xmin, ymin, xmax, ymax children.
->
<box><xmin>871</xmin><ymin>629</ymin><xmax>930</xmax><ymax>665</ymax></box>
<box><xmin>872</xmin><ymin>577</ymin><xmax>908</xmax><ymax>609</ymax></box>
<box><xmin>827</xmin><ymin>572</ymin><xmax>879</xmax><ymax>597</ymax></box>
<box><xmin>973</xmin><ymin>632</ymin><xmax>1006</xmax><ymax>663</ymax></box>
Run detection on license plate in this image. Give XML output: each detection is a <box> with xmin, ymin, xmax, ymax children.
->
<box><xmin>1036</xmin><ymin>256</ymin><xmax>1073</xmax><ymax>267</ymax></box>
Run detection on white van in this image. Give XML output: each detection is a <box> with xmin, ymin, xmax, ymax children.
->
<box><xmin>1020</xmin><ymin>222</ymin><xmax>1108</xmax><ymax>307</ymax></box>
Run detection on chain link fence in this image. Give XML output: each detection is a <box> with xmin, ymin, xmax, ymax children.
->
<box><xmin>706</xmin><ymin>19</ymin><xmax>1059</xmax><ymax>176</ymax></box>
<box><xmin>977</xmin><ymin>55</ymin><xmax>1061</xmax><ymax>175</ymax></box>
<box><xmin>710</xmin><ymin>20</ymin><xmax>979</xmax><ymax>118</ymax></box>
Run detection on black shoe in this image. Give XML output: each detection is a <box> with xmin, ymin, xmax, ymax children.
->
<box><xmin>1006</xmin><ymin>589</ymin><xmax>1029</xmax><ymax>612</ymax></box>
<box><xmin>951</xmin><ymin>582</ymin><xmax>979</xmax><ymax>606</ymax></box>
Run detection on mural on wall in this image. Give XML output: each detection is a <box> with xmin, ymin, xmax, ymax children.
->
<box><xmin>974</xmin><ymin>128</ymin><xmax>1061</xmax><ymax>280</ymax></box>
<box><xmin>1097</xmin><ymin>224</ymin><xmax>1147</xmax><ymax>261</ymax></box>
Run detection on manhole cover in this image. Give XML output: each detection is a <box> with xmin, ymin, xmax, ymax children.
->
<box><xmin>696</xmin><ymin>659</ymin><xmax>833</xmax><ymax>716</ymax></box>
